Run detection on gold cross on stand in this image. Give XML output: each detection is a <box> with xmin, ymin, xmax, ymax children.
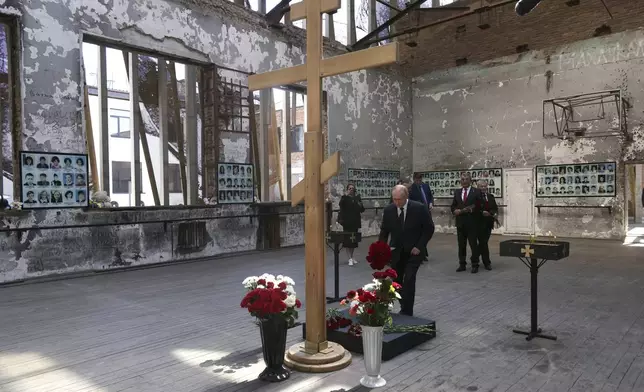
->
<box><xmin>248</xmin><ymin>0</ymin><xmax>399</xmax><ymax>373</ymax></box>
<box><xmin>522</xmin><ymin>245</ymin><xmax>535</xmax><ymax>258</ymax></box>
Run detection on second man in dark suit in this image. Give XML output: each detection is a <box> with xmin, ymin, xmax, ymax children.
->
<box><xmin>451</xmin><ymin>173</ymin><xmax>482</xmax><ymax>273</ymax></box>
<box><xmin>476</xmin><ymin>181</ymin><xmax>498</xmax><ymax>270</ymax></box>
<box><xmin>409</xmin><ymin>172</ymin><xmax>434</xmax><ymax>262</ymax></box>
<box><xmin>379</xmin><ymin>185</ymin><xmax>434</xmax><ymax>316</ymax></box>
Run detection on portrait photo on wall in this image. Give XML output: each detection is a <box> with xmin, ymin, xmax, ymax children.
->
<box><xmin>217</xmin><ymin>162</ymin><xmax>254</xmax><ymax>204</ymax></box>
<box><xmin>347</xmin><ymin>168</ymin><xmax>400</xmax><ymax>199</ymax></box>
<box><xmin>20</xmin><ymin>151</ymin><xmax>90</xmax><ymax>209</ymax></box>
<box><xmin>535</xmin><ymin>162</ymin><xmax>616</xmax><ymax>197</ymax></box>
<box><xmin>418</xmin><ymin>168</ymin><xmax>503</xmax><ymax>198</ymax></box>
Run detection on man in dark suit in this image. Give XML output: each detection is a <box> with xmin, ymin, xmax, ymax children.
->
<box><xmin>477</xmin><ymin>180</ymin><xmax>498</xmax><ymax>271</ymax></box>
<box><xmin>379</xmin><ymin>185</ymin><xmax>434</xmax><ymax>316</ymax></box>
<box><xmin>409</xmin><ymin>172</ymin><xmax>434</xmax><ymax>209</ymax></box>
<box><xmin>409</xmin><ymin>172</ymin><xmax>434</xmax><ymax>261</ymax></box>
<box><xmin>451</xmin><ymin>173</ymin><xmax>482</xmax><ymax>273</ymax></box>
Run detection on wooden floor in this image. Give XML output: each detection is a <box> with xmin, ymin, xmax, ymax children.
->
<box><xmin>1</xmin><ymin>234</ymin><xmax>644</xmax><ymax>392</ymax></box>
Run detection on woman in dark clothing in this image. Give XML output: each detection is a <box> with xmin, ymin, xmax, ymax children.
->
<box><xmin>338</xmin><ymin>183</ymin><xmax>365</xmax><ymax>266</ymax></box>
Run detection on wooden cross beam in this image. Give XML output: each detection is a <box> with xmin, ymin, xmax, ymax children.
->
<box><xmin>247</xmin><ymin>0</ymin><xmax>400</xmax><ymax>367</ymax></box>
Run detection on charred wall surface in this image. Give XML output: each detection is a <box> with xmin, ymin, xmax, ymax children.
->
<box><xmin>0</xmin><ymin>0</ymin><xmax>412</xmax><ymax>283</ymax></box>
<box><xmin>413</xmin><ymin>29</ymin><xmax>644</xmax><ymax>239</ymax></box>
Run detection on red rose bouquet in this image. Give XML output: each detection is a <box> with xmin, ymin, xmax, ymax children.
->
<box><xmin>366</xmin><ymin>241</ymin><xmax>392</xmax><ymax>270</ymax></box>
<box><xmin>339</xmin><ymin>242</ymin><xmax>401</xmax><ymax>327</ymax></box>
<box><xmin>241</xmin><ymin>274</ymin><xmax>302</xmax><ymax>327</ymax></box>
<box><xmin>328</xmin><ymin>241</ymin><xmax>433</xmax><ymax>335</ymax></box>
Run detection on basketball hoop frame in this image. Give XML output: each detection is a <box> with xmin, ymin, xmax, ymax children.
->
<box><xmin>542</xmin><ymin>89</ymin><xmax>630</xmax><ymax>140</ymax></box>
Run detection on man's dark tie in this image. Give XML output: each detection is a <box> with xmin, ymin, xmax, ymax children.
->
<box><xmin>398</xmin><ymin>207</ymin><xmax>405</xmax><ymax>228</ymax></box>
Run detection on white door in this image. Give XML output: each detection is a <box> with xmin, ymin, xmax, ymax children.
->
<box><xmin>505</xmin><ymin>169</ymin><xmax>534</xmax><ymax>234</ymax></box>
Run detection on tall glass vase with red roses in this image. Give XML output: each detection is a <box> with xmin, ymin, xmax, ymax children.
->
<box><xmin>240</xmin><ymin>274</ymin><xmax>301</xmax><ymax>383</ymax></box>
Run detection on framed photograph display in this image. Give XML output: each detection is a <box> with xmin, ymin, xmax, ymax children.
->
<box><xmin>535</xmin><ymin>162</ymin><xmax>616</xmax><ymax>197</ymax></box>
<box><xmin>348</xmin><ymin>168</ymin><xmax>400</xmax><ymax>199</ymax></box>
<box><xmin>19</xmin><ymin>151</ymin><xmax>89</xmax><ymax>209</ymax></box>
<box><xmin>418</xmin><ymin>168</ymin><xmax>504</xmax><ymax>199</ymax></box>
<box><xmin>217</xmin><ymin>162</ymin><xmax>255</xmax><ymax>204</ymax></box>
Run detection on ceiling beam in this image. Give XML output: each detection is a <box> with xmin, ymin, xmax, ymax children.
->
<box><xmin>349</xmin><ymin>0</ymin><xmax>428</xmax><ymax>51</ymax></box>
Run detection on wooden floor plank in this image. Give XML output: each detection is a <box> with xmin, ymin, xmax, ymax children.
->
<box><xmin>1</xmin><ymin>234</ymin><xmax>644</xmax><ymax>391</ymax></box>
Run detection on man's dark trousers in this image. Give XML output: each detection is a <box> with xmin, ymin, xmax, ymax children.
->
<box><xmin>393</xmin><ymin>249</ymin><xmax>421</xmax><ymax>316</ymax></box>
<box><xmin>477</xmin><ymin>224</ymin><xmax>492</xmax><ymax>266</ymax></box>
<box><xmin>457</xmin><ymin>224</ymin><xmax>479</xmax><ymax>267</ymax></box>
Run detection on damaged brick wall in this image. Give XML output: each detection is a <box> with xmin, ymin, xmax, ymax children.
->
<box><xmin>397</xmin><ymin>0</ymin><xmax>644</xmax><ymax>77</ymax></box>
<box><xmin>413</xmin><ymin>29</ymin><xmax>644</xmax><ymax>239</ymax></box>
<box><xmin>0</xmin><ymin>0</ymin><xmax>412</xmax><ymax>283</ymax></box>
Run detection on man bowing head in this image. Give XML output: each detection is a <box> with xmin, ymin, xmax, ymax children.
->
<box><xmin>379</xmin><ymin>185</ymin><xmax>434</xmax><ymax>316</ymax></box>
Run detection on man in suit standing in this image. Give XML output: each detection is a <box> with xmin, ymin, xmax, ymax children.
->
<box><xmin>477</xmin><ymin>180</ymin><xmax>498</xmax><ymax>271</ymax></box>
<box><xmin>451</xmin><ymin>173</ymin><xmax>482</xmax><ymax>273</ymax></box>
<box><xmin>409</xmin><ymin>172</ymin><xmax>434</xmax><ymax>261</ymax></box>
<box><xmin>409</xmin><ymin>172</ymin><xmax>434</xmax><ymax>210</ymax></box>
<box><xmin>379</xmin><ymin>185</ymin><xmax>434</xmax><ymax>316</ymax></box>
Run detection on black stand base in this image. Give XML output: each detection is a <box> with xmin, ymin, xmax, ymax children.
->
<box><xmin>258</xmin><ymin>366</ymin><xmax>290</xmax><ymax>382</ymax></box>
<box><xmin>512</xmin><ymin>328</ymin><xmax>557</xmax><ymax>341</ymax></box>
<box><xmin>326</xmin><ymin>296</ymin><xmax>342</xmax><ymax>304</ymax></box>
<box><xmin>305</xmin><ymin>311</ymin><xmax>437</xmax><ymax>361</ymax></box>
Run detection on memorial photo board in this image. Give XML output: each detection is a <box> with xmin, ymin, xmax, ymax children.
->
<box><xmin>19</xmin><ymin>151</ymin><xmax>90</xmax><ymax>209</ymax></box>
<box><xmin>348</xmin><ymin>168</ymin><xmax>400</xmax><ymax>199</ymax></box>
<box><xmin>418</xmin><ymin>168</ymin><xmax>504</xmax><ymax>199</ymax></box>
<box><xmin>217</xmin><ymin>162</ymin><xmax>255</xmax><ymax>204</ymax></box>
<box><xmin>535</xmin><ymin>162</ymin><xmax>616</xmax><ymax>197</ymax></box>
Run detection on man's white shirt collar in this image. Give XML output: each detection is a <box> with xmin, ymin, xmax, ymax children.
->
<box><xmin>397</xmin><ymin>200</ymin><xmax>408</xmax><ymax>218</ymax></box>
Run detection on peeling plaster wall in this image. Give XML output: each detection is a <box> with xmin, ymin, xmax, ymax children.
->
<box><xmin>0</xmin><ymin>0</ymin><xmax>411</xmax><ymax>283</ymax></box>
<box><xmin>413</xmin><ymin>30</ymin><xmax>644</xmax><ymax>239</ymax></box>
<box><xmin>327</xmin><ymin>71</ymin><xmax>413</xmax><ymax>237</ymax></box>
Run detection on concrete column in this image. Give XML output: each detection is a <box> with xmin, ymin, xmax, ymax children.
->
<box><xmin>369</xmin><ymin>0</ymin><xmax>377</xmax><ymax>36</ymax></box>
<box><xmin>258</xmin><ymin>0</ymin><xmax>266</xmax><ymax>14</ymax></box>
<box><xmin>259</xmin><ymin>90</ymin><xmax>270</xmax><ymax>201</ymax></box>
<box><xmin>636</xmin><ymin>164</ymin><xmax>643</xmax><ymax>223</ymax></box>
<box><xmin>158</xmin><ymin>60</ymin><xmax>169</xmax><ymax>205</ymax></box>
<box><xmin>98</xmin><ymin>45</ymin><xmax>110</xmax><ymax>195</ymax></box>
<box><xmin>281</xmin><ymin>90</ymin><xmax>292</xmax><ymax>200</ymax></box>
<box><xmin>389</xmin><ymin>0</ymin><xmax>397</xmax><ymax>36</ymax></box>
<box><xmin>128</xmin><ymin>52</ymin><xmax>142</xmax><ymax>207</ymax></box>
<box><xmin>432</xmin><ymin>0</ymin><xmax>440</xmax><ymax>7</ymax></box>
<box><xmin>324</xmin><ymin>13</ymin><xmax>336</xmax><ymax>41</ymax></box>
<box><xmin>184</xmin><ymin>65</ymin><xmax>198</xmax><ymax>205</ymax></box>
<box><xmin>347</xmin><ymin>0</ymin><xmax>356</xmax><ymax>45</ymax></box>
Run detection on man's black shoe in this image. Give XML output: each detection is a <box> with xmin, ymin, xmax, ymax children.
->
<box><xmin>471</xmin><ymin>266</ymin><xmax>479</xmax><ymax>274</ymax></box>
<box><xmin>484</xmin><ymin>264</ymin><xmax>492</xmax><ymax>271</ymax></box>
<box><xmin>456</xmin><ymin>266</ymin><xmax>466</xmax><ymax>272</ymax></box>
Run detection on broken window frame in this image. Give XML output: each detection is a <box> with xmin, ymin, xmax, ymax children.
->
<box><xmin>81</xmin><ymin>35</ymin><xmax>208</xmax><ymax>208</ymax></box>
<box><xmin>0</xmin><ymin>15</ymin><xmax>21</xmax><ymax>203</ymax></box>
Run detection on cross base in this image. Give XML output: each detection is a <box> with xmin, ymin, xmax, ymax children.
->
<box><xmin>284</xmin><ymin>341</ymin><xmax>352</xmax><ymax>373</ymax></box>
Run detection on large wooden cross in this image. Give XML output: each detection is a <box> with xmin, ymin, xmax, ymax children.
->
<box><xmin>248</xmin><ymin>0</ymin><xmax>399</xmax><ymax>370</ymax></box>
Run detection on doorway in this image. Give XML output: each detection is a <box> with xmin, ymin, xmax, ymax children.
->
<box><xmin>504</xmin><ymin>168</ymin><xmax>535</xmax><ymax>235</ymax></box>
<box><xmin>625</xmin><ymin>163</ymin><xmax>644</xmax><ymax>246</ymax></box>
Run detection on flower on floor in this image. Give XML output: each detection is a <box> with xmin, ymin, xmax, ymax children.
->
<box><xmin>240</xmin><ymin>274</ymin><xmax>301</xmax><ymax>327</ymax></box>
